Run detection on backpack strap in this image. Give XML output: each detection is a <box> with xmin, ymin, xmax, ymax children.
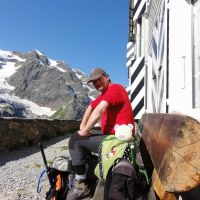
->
<box><xmin>103</xmin><ymin>167</ymin><xmax>113</xmax><ymax>200</ymax></box>
<box><xmin>37</xmin><ymin>169</ymin><xmax>47</xmax><ymax>194</ymax></box>
<box><xmin>129</xmin><ymin>142</ymin><xmax>137</xmax><ymax>167</ymax></box>
<box><xmin>97</xmin><ymin>136</ymin><xmax>104</xmax><ymax>180</ymax></box>
<box><xmin>121</xmin><ymin>140</ymin><xmax>151</xmax><ymax>187</ymax></box>
<box><xmin>129</xmin><ymin>140</ymin><xmax>151</xmax><ymax>186</ymax></box>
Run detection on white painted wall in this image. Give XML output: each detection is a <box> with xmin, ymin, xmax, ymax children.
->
<box><xmin>135</xmin><ymin>0</ymin><xmax>200</xmax><ymax>120</ymax></box>
<box><xmin>146</xmin><ymin>55</ymin><xmax>154</xmax><ymax>112</ymax></box>
<box><xmin>168</xmin><ymin>0</ymin><xmax>200</xmax><ymax>120</ymax></box>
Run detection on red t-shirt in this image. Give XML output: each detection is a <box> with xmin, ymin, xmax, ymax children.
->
<box><xmin>90</xmin><ymin>84</ymin><xmax>134</xmax><ymax>134</ymax></box>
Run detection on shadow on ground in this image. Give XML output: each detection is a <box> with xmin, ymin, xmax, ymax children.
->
<box><xmin>0</xmin><ymin>133</ymin><xmax>72</xmax><ymax>166</ymax></box>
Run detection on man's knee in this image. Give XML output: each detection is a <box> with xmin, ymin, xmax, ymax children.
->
<box><xmin>69</xmin><ymin>132</ymin><xmax>88</xmax><ymax>149</ymax></box>
<box><xmin>69</xmin><ymin>132</ymin><xmax>80</xmax><ymax>148</ymax></box>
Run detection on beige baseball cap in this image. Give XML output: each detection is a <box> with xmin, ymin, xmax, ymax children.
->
<box><xmin>87</xmin><ymin>68</ymin><xmax>108</xmax><ymax>84</ymax></box>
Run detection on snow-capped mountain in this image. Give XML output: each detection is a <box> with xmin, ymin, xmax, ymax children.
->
<box><xmin>0</xmin><ymin>49</ymin><xmax>98</xmax><ymax>119</ymax></box>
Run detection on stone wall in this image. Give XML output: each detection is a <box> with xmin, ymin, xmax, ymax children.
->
<box><xmin>0</xmin><ymin>118</ymin><xmax>80</xmax><ymax>151</ymax></box>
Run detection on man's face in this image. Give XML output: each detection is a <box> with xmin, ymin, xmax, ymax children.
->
<box><xmin>92</xmin><ymin>75</ymin><xmax>110</xmax><ymax>92</ymax></box>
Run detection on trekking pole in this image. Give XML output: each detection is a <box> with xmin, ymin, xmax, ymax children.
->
<box><xmin>39</xmin><ymin>142</ymin><xmax>54</xmax><ymax>187</ymax></box>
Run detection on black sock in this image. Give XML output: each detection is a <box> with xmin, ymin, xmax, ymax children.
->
<box><xmin>73</xmin><ymin>165</ymin><xmax>86</xmax><ymax>175</ymax></box>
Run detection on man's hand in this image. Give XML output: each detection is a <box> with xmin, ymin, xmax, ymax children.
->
<box><xmin>79</xmin><ymin>105</ymin><xmax>93</xmax><ymax>130</ymax></box>
<box><xmin>78</xmin><ymin>101</ymin><xmax>108</xmax><ymax>136</ymax></box>
<box><xmin>78</xmin><ymin>129</ymin><xmax>91</xmax><ymax>136</ymax></box>
<box><xmin>80</xmin><ymin>123</ymin><xmax>86</xmax><ymax>131</ymax></box>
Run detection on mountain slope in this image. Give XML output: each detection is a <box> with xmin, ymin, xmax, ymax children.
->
<box><xmin>0</xmin><ymin>49</ymin><xmax>98</xmax><ymax>119</ymax></box>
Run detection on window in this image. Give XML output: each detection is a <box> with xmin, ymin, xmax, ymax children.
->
<box><xmin>193</xmin><ymin>1</ymin><xmax>200</xmax><ymax>108</ymax></box>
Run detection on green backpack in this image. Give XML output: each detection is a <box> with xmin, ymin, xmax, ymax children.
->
<box><xmin>94</xmin><ymin>135</ymin><xmax>151</xmax><ymax>199</ymax></box>
<box><xmin>95</xmin><ymin>135</ymin><xmax>135</xmax><ymax>181</ymax></box>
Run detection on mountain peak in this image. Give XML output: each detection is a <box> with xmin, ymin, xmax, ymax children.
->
<box><xmin>33</xmin><ymin>49</ymin><xmax>44</xmax><ymax>56</ymax></box>
<box><xmin>0</xmin><ymin>49</ymin><xmax>99</xmax><ymax>119</ymax></box>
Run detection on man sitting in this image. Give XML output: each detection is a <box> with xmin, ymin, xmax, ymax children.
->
<box><xmin>67</xmin><ymin>67</ymin><xmax>135</xmax><ymax>199</ymax></box>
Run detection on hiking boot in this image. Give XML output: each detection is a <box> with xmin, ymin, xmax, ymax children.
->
<box><xmin>66</xmin><ymin>179</ymin><xmax>91</xmax><ymax>200</ymax></box>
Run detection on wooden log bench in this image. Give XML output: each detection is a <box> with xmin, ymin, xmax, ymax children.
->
<box><xmin>140</xmin><ymin>113</ymin><xmax>200</xmax><ymax>200</ymax></box>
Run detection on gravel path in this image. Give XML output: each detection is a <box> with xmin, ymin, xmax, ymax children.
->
<box><xmin>1</xmin><ymin>134</ymin><xmax>199</xmax><ymax>200</ymax></box>
<box><xmin>0</xmin><ymin>134</ymin><xmax>72</xmax><ymax>200</ymax></box>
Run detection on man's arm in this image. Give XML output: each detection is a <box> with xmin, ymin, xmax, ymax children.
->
<box><xmin>80</xmin><ymin>105</ymin><xmax>93</xmax><ymax>130</ymax></box>
<box><xmin>78</xmin><ymin>100</ymin><xmax>108</xmax><ymax>136</ymax></box>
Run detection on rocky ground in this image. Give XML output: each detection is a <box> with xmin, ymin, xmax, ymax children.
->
<box><xmin>0</xmin><ymin>134</ymin><xmax>71</xmax><ymax>200</ymax></box>
<box><xmin>0</xmin><ymin>133</ymin><xmax>199</xmax><ymax>200</ymax></box>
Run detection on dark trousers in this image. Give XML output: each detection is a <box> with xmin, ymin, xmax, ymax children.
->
<box><xmin>69</xmin><ymin>131</ymin><xmax>106</xmax><ymax>166</ymax></box>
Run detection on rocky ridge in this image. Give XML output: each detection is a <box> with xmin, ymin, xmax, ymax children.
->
<box><xmin>0</xmin><ymin>49</ymin><xmax>99</xmax><ymax>120</ymax></box>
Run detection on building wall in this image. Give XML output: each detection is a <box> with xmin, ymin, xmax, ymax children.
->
<box><xmin>128</xmin><ymin>0</ymin><xmax>200</xmax><ymax>120</ymax></box>
<box><xmin>145</xmin><ymin>0</ymin><xmax>166</xmax><ymax>114</ymax></box>
<box><xmin>168</xmin><ymin>0</ymin><xmax>200</xmax><ymax>120</ymax></box>
<box><xmin>142</xmin><ymin>0</ymin><xmax>200</xmax><ymax>120</ymax></box>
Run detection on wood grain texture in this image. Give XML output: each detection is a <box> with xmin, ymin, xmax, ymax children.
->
<box><xmin>152</xmin><ymin>169</ymin><xmax>178</xmax><ymax>200</ymax></box>
<box><xmin>141</xmin><ymin>113</ymin><xmax>200</xmax><ymax>192</ymax></box>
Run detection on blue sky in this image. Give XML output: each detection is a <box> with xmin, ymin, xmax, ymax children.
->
<box><xmin>0</xmin><ymin>0</ymin><xmax>129</xmax><ymax>86</ymax></box>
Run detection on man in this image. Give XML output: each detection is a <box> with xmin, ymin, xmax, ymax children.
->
<box><xmin>67</xmin><ymin>68</ymin><xmax>134</xmax><ymax>199</ymax></box>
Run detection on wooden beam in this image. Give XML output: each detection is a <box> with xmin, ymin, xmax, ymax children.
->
<box><xmin>152</xmin><ymin>169</ymin><xmax>178</xmax><ymax>200</ymax></box>
<box><xmin>141</xmin><ymin>113</ymin><xmax>200</xmax><ymax>193</ymax></box>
